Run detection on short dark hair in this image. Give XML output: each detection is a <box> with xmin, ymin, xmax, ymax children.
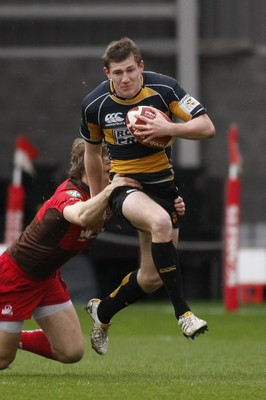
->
<box><xmin>102</xmin><ymin>37</ymin><xmax>142</xmax><ymax>69</ymax></box>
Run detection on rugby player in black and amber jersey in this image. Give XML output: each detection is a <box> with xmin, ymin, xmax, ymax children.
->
<box><xmin>81</xmin><ymin>37</ymin><xmax>216</xmax><ymax>355</ymax></box>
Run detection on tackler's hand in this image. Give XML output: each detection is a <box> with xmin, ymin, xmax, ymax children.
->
<box><xmin>174</xmin><ymin>196</ymin><xmax>185</xmax><ymax>216</ymax></box>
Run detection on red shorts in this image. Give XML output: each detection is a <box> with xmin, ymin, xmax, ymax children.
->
<box><xmin>0</xmin><ymin>252</ymin><xmax>71</xmax><ymax>321</ymax></box>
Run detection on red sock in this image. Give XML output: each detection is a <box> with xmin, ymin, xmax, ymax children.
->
<box><xmin>19</xmin><ymin>329</ymin><xmax>54</xmax><ymax>360</ymax></box>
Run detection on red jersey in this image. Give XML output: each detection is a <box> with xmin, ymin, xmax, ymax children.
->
<box><xmin>5</xmin><ymin>178</ymin><xmax>102</xmax><ymax>279</ymax></box>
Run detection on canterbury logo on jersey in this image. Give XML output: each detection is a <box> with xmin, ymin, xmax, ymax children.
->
<box><xmin>159</xmin><ymin>266</ymin><xmax>176</xmax><ymax>274</ymax></box>
<box><xmin>105</xmin><ymin>112</ymin><xmax>124</xmax><ymax>124</ymax></box>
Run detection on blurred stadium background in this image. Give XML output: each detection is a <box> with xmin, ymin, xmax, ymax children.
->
<box><xmin>0</xmin><ymin>0</ymin><xmax>265</xmax><ymax>303</ymax></box>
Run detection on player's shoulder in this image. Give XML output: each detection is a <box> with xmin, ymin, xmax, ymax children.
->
<box><xmin>81</xmin><ymin>79</ymin><xmax>110</xmax><ymax>111</ymax></box>
<box><xmin>50</xmin><ymin>179</ymin><xmax>87</xmax><ymax>202</ymax></box>
<box><xmin>143</xmin><ymin>71</ymin><xmax>186</xmax><ymax>101</ymax></box>
<box><xmin>143</xmin><ymin>70</ymin><xmax>178</xmax><ymax>87</ymax></box>
<box><xmin>61</xmin><ymin>179</ymin><xmax>90</xmax><ymax>199</ymax></box>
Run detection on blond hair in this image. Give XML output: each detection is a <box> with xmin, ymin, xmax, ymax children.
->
<box><xmin>68</xmin><ymin>139</ymin><xmax>109</xmax><ymax>180</ymax></box>
<box><xmin>69</xmin><ymin>138</ymin><xmax>85</xmax><ymax>180</ymax></box>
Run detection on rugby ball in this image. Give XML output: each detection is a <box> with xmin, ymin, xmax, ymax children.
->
<box><xmin>126</xmin><ymin>105</ymin><xmax>174</xmax><ymax>149</ymax></box>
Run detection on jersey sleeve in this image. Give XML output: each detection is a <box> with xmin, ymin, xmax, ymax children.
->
<box><xmin>54</xmin><ymin>189</ymin><xmax>85</xmax><ymax>213</ymax></box>
<box><xmin>80</xmin><ymin>85</ymin><xmax>107</xmax><ymax>144</ymax></box>
<box><xmin>169</xmin><ymin>80</ymin><xmax>206</xmax><ymax>121</ymax></box>
<box><xmin>80</xmin><ymin>113</ymin><xmax>103</xmax><ymax>144</ymax></box>
<box><xmin>37</xmin><ymin>187</ymin><xmax>85</xmax><ymax>222</ymax></box>
<box><xmin>153</xmin><ymin>73</ymin><xmax>206</xmax><ymax>122</ymax></box>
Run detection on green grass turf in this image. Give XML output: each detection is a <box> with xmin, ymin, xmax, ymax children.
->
<box><xmin>1</xmin><ymin>301</ymin><xmax>266</xmax><ymax>400</ymax></box>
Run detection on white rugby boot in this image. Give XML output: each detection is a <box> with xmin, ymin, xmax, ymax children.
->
<box><xmin>178</xmin><ymin>311</ymin><xmax>208</xmax><ymax>339</ymax></box>
<box><xmin>85</xmin><ymin>298</ymin><xmax>111</xmax><ymax>355</ymax></box>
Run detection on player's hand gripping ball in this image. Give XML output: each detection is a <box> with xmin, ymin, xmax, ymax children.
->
<box><xmin>126</xmin><ymin>106</ymin><xmax>174</xmax><ymax>149</ymax></box>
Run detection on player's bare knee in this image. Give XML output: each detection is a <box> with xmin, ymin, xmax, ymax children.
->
<box><xmin>65</xmin><ymin>349</ymin><xmax>84</xmax><ymax>364</ymax></box>
<box><xmin>56</xmin><ymin>343</ymin><xmax>85</xmax><ymax>364</ymax></box>
<box><xmin>139</xmin><ymin>273</ymin><xmax>163</xmax><ymax>293</ymax></box>
<box><xmin>0</xmin><ymin>357</ymin><xmax>14</xmax><ymax>370</ymax></box>
<box><xmin>150</xmin><ymin>214</ymin><xmax>172</xmax><ymax>239</ymax></box>
<box><xmin>0</xmin><ymin>362</ymin><xmax>10</xmax><ymax>370</ymax></box>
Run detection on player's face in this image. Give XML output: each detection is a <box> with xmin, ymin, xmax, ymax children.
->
<box><xmin>104</xmin><ymin>54</ymin><xmax>144</xmax><ymax>99</ymax></box>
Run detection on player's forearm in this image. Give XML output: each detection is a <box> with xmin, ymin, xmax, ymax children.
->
<box><xmin>170</xmin><ymin>114</ymin><xmax>215</xmax><ymax>140</ymax></box>
<box><xmin>63</xmin><ymin>187</ymin><xmax>110</xmax><ymax>227</ymax></box>
<box><xmin>63</xmin><ymin>176</ymin><xmax>142</xmax><ymax>226</ymax></box>
<box><xmin>84</xmin><ymin>143</ymin><xmax>104</xmax><ymax>196</ymax></box>
<box><xmin>86</xmin><ymin>171</ymin><xmax>104</xmax><ymax>197</ymax></box>
<box><xmin>77</xmin><ymin>188</ymin><xmax>110</xmax><ymax>226</ymax></box>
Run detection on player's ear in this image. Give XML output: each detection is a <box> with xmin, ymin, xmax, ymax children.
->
<box><xmin>103</xmin><ymin>67</ymin><xmax>110</xmax><ymax>78</ymax></box>
<box><xmin>139</xmin><ymin>60</ymin><xmax>144</xmax><ymax>72</ymax></box>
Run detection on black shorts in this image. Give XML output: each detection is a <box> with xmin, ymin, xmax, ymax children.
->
<box><xmin>108</xmin><ymin>180</ymin><xmax>180</xmax><ymax>229</ymax></box>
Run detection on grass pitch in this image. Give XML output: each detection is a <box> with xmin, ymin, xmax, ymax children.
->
<box><xmin>1</xmin><ymin>301</ymin><xmax>266</xmax><ymax>400</ymax></box>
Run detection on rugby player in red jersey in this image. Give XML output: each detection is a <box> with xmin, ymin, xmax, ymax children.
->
<box><xmin>0</xmin><ymin>139</ymin><xmax>142</xmax><ymax>369</ymax></box>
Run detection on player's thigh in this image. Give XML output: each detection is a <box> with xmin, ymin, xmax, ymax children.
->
<box><xmin>122</xmin><ymin>191</ymin><xmax>170</xmax><ymax>232</ymax></box>
<box><xmin>0</xmin><ymin>330</ymin><xmax>20</xmax><ymax>368</ymax></box>
<box><xmin>36</xmin><ymin>304</ymin><xmax>84</xmax><ymax>355</ymax></box>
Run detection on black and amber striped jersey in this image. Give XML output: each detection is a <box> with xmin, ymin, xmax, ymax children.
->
<box><xmin>80</xmin><ymin>71</ymin><xmax>206</xmax><ymax>184</ymax></box>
